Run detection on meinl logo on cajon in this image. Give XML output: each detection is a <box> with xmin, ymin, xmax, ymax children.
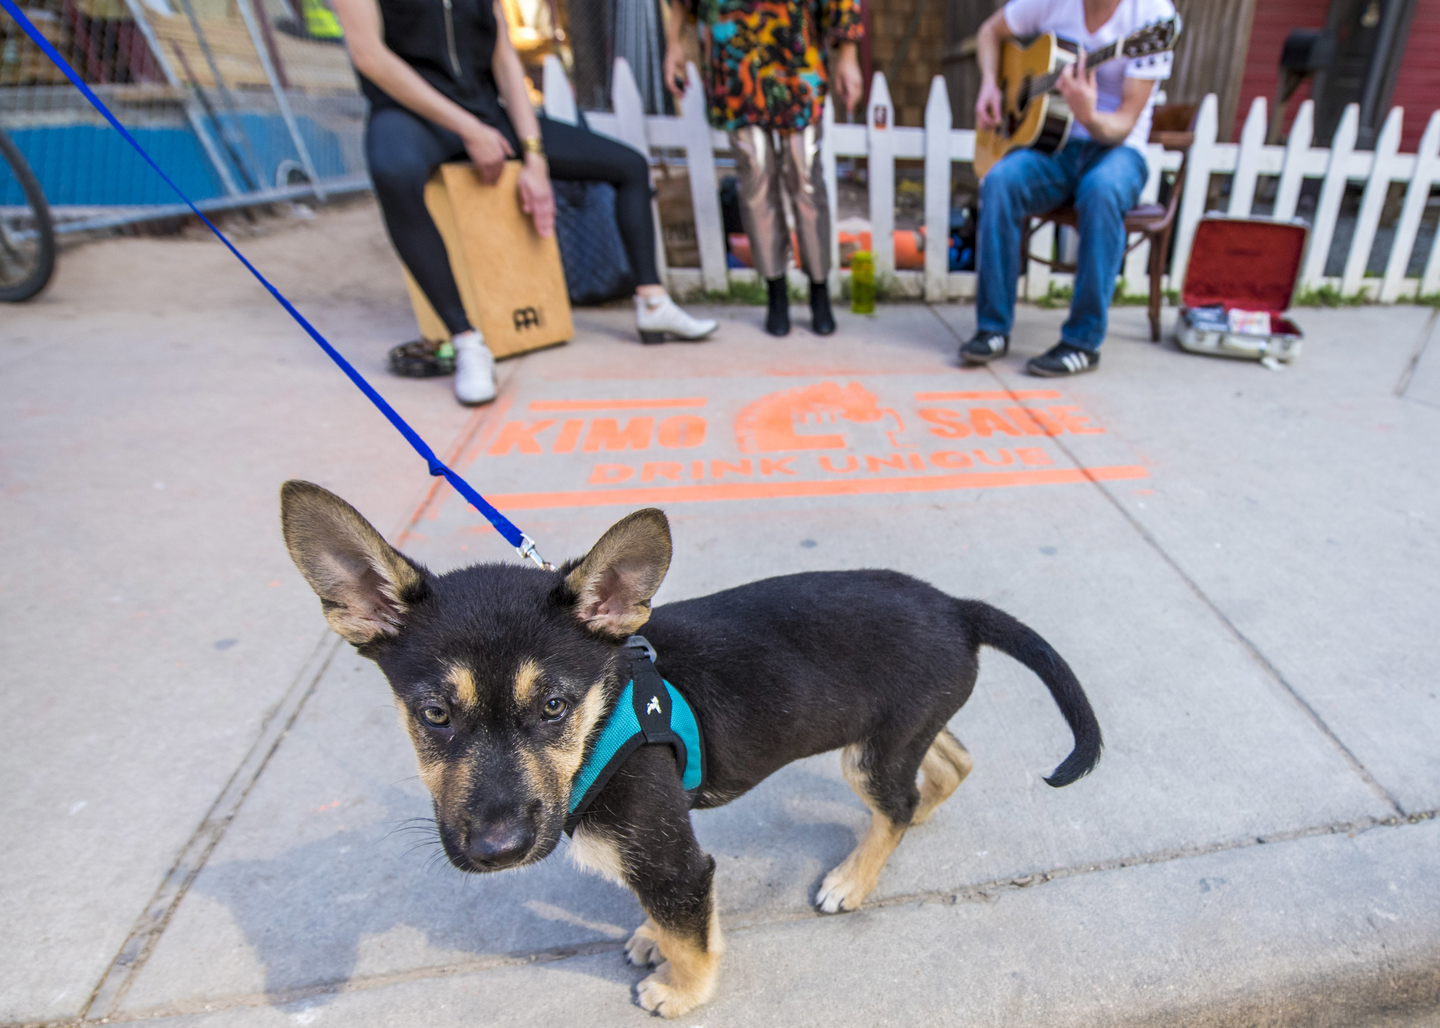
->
<box><xmin>403</xmin><ymin>162</ymin><xmax>574</xmax><ymax>359</ymax></box>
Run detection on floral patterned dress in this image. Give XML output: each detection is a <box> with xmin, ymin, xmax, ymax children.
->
<box><xmin>691</xmin><ymin>0</ymin><xmax>864</xmax><ymax>131</ymax></box>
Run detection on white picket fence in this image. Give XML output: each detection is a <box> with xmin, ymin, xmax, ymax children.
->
<box><xmin>542</xmin><ymin>56</ymin><xmax>1440</xmax><ymax>304</ymax></box>
<box><xmin>1181</xmin><ymin>93</ymin><xmax>1440</xmax><ymax>301</ymax></box>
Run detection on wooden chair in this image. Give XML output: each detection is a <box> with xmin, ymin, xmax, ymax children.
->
<box><xmin>1020</xmin><ymin>104</ymin><xmax>1197</xmax><ymax>341</ymax></box>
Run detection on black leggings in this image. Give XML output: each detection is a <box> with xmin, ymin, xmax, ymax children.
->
<box><xmin>366</xmin><ymin>108</ymin><xmax>659</xmax><ymax>335</ymax></box>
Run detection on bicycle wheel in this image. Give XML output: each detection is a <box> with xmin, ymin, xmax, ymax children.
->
<box><xmin>0</xmin><ymin>128</ymin><xmax>56</xmax><ymax>302</ymax></box>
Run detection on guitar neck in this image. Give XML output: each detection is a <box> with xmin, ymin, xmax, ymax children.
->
<box><xmin>1033</xmin><ymin>39</ymin><xmax>1122</xmax><ymax>96</ymax></box>
<box><xmin>1084</xmin><ymin>40</ymin><xmax>1121</xmax><ymax>65</ymax></box>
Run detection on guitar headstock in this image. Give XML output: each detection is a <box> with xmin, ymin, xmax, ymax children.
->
<box><xmin>1121</xmin><ymin>15</ymin><xmax>1182</xmax><ymax>58</ymax></box>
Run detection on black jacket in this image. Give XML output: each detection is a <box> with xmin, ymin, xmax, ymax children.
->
<box><xmin>361</xmin><ymin>0</ymin><xmax>516</xmax><ymax>145</ymax></box>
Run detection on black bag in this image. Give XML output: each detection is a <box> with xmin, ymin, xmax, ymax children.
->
<box><xmin>551</xmin><ymin>111</ymin><xmax>637</xmax><ymax>306</ymax></box>
<box><xmin>553</xmin><ymin>178</ymin><xmax>636</xmax><ymax>305</ymax></box>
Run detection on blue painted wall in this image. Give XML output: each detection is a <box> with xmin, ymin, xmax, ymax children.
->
<box><xmin>0</xmin><ymin>114</ymin><xmax>351</xmax><ymax>206</ymax></box>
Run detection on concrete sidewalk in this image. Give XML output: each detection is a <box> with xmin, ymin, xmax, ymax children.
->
<box><xmin>2</xmin><ymin>200</ymin><xmax>1437</xmax><ymax>1028</ymax></box>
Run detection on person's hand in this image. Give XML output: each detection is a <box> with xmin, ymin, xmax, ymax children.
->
<box><xmin>976</xmin><ymin>78</ymin><xmax>1003</xmax><ymax>130</ymax></box>
<box><xmin>663</xmin><ymin>42</ymin><xmax>687</xmax><ymax>98</ymax></box>
<box><xmin>462</xmin><ymin>119</ymin><xmax>514</xmax><ymax>184</ymax></box>
<box><xmin>517</xmin><ymin>152</ymin><xmax>554</xmax><ymax>236</ymax></box>
<box><xmin>831</xmin><ymin>42</ymin><xmax>863</xmax><ymax>117</ymax></box>
<box><xmin>1055</xmin><ymin>48</ymin><xmax>1097</xmax><ymax>128</ymax></box>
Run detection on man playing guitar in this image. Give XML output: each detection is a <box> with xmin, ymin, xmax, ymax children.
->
<box><xmin>964</xmin><ymin>0</ymin><xmax>1175</xmax><ymax>376</ymax></box>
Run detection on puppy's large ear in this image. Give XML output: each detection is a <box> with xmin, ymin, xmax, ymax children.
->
<box><xmin>565</xmin><ymin>508</ymin><xmax>672</xmax><ymax>638</ymax></box>
<box><xmin>280</xmin><ymin>480</ymin><xmax>429</xmax><ymax>646</ymax></box>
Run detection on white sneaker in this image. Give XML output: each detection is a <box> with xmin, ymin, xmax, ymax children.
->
<box><xmin>452</xmin><ymin>330</ymin><xmax>496</xmax><ymax>405</ymax></box>
<box><xmin>635</xmin><ymin>294</ymin><xmax>718</xmax><ymax>344</ymax></box>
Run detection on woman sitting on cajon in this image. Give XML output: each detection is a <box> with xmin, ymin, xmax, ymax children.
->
<box><xmin>335</xmin><ymin>0</ymin><xmax>719</xmax><ymax>405</ymax></box>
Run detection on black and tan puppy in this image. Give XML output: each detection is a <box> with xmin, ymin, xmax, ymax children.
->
<box><xmin>280</xmin><ymin>481</ymin><xmax>1101</xmax><ymax>1017</ymax></box>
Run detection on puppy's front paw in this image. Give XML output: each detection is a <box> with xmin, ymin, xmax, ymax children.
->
<box><xmin>626</xmin><ymin>919</ymin><xmax>662</xmax><ymax>968</ymax></box>
<box><xmin>815</xmin><ymin>863</ymin><xmax>867</xmax><ymax>914</ymax></box>
<box><xmin>637</xmin><ymin>963</ymin><xmax>704</xmax><ymax>1018</ymax></box>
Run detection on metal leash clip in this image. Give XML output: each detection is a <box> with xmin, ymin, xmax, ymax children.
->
<box><xmin>623</xmin><ymin>634</ymin><xmax>658</xmax><ymax>662</ymax></box>
<box><xmin>517</xmin><ymin>534</ymin><xmax>555</xmax><ymax>571</ymax></box>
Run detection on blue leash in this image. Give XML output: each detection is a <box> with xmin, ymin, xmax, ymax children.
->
<box><xmin>2</xmin><ymin>0</ymin><xmax>551</xmax><ymax>569</ymax></box>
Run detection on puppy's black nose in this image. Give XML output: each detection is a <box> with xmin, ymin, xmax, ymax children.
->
<box><xmin>466</xmin><ymin>822</ymin><xmax>535</xmax><ymax>868</ymax></box>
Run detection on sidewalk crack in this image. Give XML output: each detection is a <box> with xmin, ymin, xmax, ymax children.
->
<box><xmin>1394</xmin><ymin>308</ymin><xmax>1436</xmax><ymax>399</ymax></box>
<box><xmin>32</xmin><ymin>808</ymin><xmax>1433</xmax><ymax>1028</ymax></box>
<box><xmin>75</xmin><ymin>378</ymin><xmax>522</xmax><ymax>1021</ymax></box>
<box><xmin>75</xmin><ymin>634</ymin><xmax>342</xmax><ymax>1022</ymax></box>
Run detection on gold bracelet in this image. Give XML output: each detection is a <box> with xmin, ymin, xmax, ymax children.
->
<box><xmin>521</xmin><ymin>136</ymin><xmax>545</xmax><ymax>157</ymax></box>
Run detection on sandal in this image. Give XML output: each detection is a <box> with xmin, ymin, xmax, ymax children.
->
<box><xmin>388</xmin><ymin>338</ymin><xmax>455</xmax><ymax>378</ymax></box>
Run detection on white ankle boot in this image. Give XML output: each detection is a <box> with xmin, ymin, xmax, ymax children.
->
<box><xmin>635</xmin><ymin>294</ymin><xmax>718</xmax><ymax>344</ymax></box>
<box><xmin>452</xmin><ymin>330</ymin><xmax>496</xmax><ymax>405</ymax></box>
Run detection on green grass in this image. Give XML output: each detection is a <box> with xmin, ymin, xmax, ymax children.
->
<box><xmin>1291</xmin><ymin>285</ymin><xmax>1440</xmax><ymax>308</ymax></box>
<box><xmin>874</xmin><ymin>272</ymin><xmax>905</xmax><ymax>303</ymax></box>
<box><xmin>701</xmin><ymin>275</ymin><xmax>1434</xmax><ymax>311</ymax></box>
<box><xmin>837</xmin><ymin>271</ymin><xmax>908</xmax><ymax>305</ymax></box>
<box><xmin>1035</xmin><ymin>281</ymin><xmax>1440</xmax><ymax>310</ymax></box>
<box><xmin>1292</xmin><ymin>284</ymin><xmax>1368</xmax><ymax>307</ymax></box>
<box><xmin>1110</xmin><ymin>285</ymin><xmax>1179</xmax><ymax>307</ymax></box>
<box><xmin>1031</xmin><ymin>283</ymin><xmax>1176</xmax><ymax>309</ymax></box>
<box><xmin>1034</xmin><ymin>283</ymin><xmax>1073</xmax><ymax>309</ymax></box>
<box><xmin>693</xmin><ymin>271</ymin><xmax>912</xmax><ymax>307</ymax></box>
<box><xmin>698</xmin><ymin>278</ymin><xmax>809</xmax><ymax>305</ymax></box>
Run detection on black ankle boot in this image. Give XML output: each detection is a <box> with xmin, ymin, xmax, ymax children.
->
<box><xmin>765</xmin><ymin>276</ymin><xmax>790</xmax><ymax>336</ymax></box>
<box><xmin>810</xmin><ymin>280</ymin><xmax>836</xmax><ymax>335</ymax></box>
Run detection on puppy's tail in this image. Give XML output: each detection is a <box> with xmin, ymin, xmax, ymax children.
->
<box><xmin>962</xmin><ymin>601</ymin><xmax>1102</xmax><ymax>787</ymax></box>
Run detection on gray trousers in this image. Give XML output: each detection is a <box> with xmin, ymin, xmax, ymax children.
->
<box><xmin>729</xmin><ymin>123</ymin><xmax>832</xmax><ymax>282</ymax></box>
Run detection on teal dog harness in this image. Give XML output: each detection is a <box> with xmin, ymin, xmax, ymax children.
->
<box><xmin>565</xmin><ymin>636</ymin><xmax>705</xmax><ymax>833</ymax></box>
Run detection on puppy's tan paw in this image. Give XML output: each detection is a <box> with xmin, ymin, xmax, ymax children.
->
<box><xmin>815</xmin><ymin>863</ymin><xmax>868</xmax><ymax>914</ymax></box>
<box><xmin>815</xmin><ymin>810</ymin><xmax>904</xmax><ymax>913</ymax></box>
<box><xmin>626</xmin><ymin>920</ymin><xmax>662</xmax><ymax>968</ymax></box>
<box><xmin>636</xmin><ymin>963</ymin><xmax>706</xmax><ymax>1018</ymax></box>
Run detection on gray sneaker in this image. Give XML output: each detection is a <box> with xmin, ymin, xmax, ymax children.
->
<box><xmin>960</xmin><ymin>331</ymin><xmax>1009</xmax><ymax>365</ymax></box>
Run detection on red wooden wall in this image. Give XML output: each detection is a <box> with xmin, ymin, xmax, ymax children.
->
<box><xmin>1390</xmin><ymin>0</ymin><xmax>1440</xmax><ymax>150</ymax></box>
<box><xmin>1230</xmin><ymin>0</ymin><xmax>1328</xmax><ymax>143</ymax></box>
<box><xmin>1231</xmin><ymin>0</ymin><xmax>1440</xmax><ymax>150</ymax></box>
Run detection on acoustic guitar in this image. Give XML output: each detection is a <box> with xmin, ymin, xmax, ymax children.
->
<box><xmin>974</xmin><ymin>17</ymin><xmax>1183</xmax><ymax>179</ymax></box>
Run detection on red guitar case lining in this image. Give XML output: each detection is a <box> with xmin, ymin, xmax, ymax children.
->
<box><xmin>1182</xmin><ymin>217</ymin><xmax>1307</xmax><ymax>336</ymax></box>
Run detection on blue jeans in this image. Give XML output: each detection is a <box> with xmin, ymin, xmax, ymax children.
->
<box><xmin>976</xmin><ymin>139</ymin><xmax>1148</xmax><ymax>350</ymax></box>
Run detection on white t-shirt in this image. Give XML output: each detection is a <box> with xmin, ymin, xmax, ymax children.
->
<box><xmin>1003</xmin><ymin>0</ymin><xmax>1176</xmax><ymax>152</ymax></box>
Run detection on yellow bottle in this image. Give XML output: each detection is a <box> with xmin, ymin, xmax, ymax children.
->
<box><xmin>850</xmin><ymin>251</ymin><xmax>875</xmax><ymax>314</ymax></box>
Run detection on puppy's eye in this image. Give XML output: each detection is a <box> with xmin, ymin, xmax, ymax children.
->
<box><xmin>421</xmin><ymin>706</ymin><xmax>450</xmax><ymax>727</ymax></box>
<box><xmin>541</xmin><ymin>697</ymin><xmax>567</xmax><ymax>720</ymax></box>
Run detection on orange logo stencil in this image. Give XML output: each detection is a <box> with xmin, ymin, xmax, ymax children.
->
<box><xmin>736</xmin><ymin>382</ymin><xmax>900</xmax><ymax>453</ymax></box>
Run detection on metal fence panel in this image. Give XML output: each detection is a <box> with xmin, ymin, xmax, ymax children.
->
<box><xmin>2</xmin><ymin>0</ymin><xmax>365</xmax><ymax>223</ymax></box>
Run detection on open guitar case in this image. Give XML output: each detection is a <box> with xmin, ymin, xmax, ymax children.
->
<box><xmin>1175</xmin><ymin>216</ymin><xmax>1307</xmax><ymax>364</ymax></box>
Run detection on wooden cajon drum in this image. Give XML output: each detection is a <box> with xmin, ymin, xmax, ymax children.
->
<box><xmin>403</xmin><ymin>160</ymin><xmax>573</xmax><ymax>358</ymax></box>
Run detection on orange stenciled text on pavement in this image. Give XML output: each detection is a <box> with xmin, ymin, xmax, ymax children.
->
<box><xmin>474</xmin><ymin>382</ymin><xmax>1139</xmax><ymax>509</ymax></box>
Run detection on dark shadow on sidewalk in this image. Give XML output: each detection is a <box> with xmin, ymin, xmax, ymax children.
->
<box><xmin>191</xmin><ymin>760</ymin><xmax>867</xmax><ymax>1009</ymax></box>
